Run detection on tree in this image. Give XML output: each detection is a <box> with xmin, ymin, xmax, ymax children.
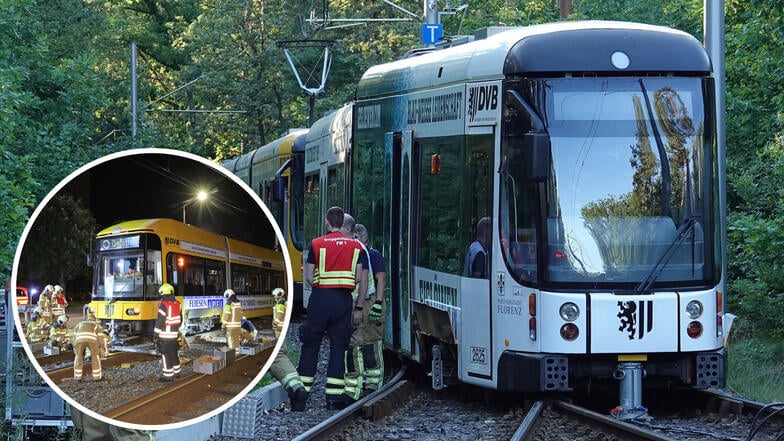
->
<box><xmin>17</xmin><ymin>194</ymin><xmax>96</xmax><ymax>293</ymax></box>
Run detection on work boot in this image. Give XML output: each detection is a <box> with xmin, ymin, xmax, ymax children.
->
<box><xmin>158</xmin><ymin>376</ymin><xmax>174</xmax><ymax>382</ymax></box>
<box><xmin>287</xmin><ymin>387</ymin><xmax>308</xmax><ymax>412</ymax></box>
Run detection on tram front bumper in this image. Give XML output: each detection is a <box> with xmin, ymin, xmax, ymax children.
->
<box><xmin>497</xmin><ymin>351</ymin><xmax>571</xmax><ymax>392</ymax></box>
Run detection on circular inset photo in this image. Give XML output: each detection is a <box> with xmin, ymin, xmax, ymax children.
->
<box><xmin>10</xmin><ymin>148</ymin><xmax>294</xmax><ymax>431</ymax></box>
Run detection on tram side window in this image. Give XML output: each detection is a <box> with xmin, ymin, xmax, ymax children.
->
<box><xmin>182</xmin><ymin>256</ymin><xmax>205</xmax><ymax>296</ymax></box>
<box><xmin>291</xmin><ymin>153</ymin><xmax>305</xmax><ymax>250</ymax></box>
<box><xmin>351</xmin><ymin>139</ymin><xmax>386</xmax><ymax>247</ymax></box>
<box><xmin>145</xmin><ymin>250</ymin><xmax>163</xmax><ymax>295</ymax></box>
<box><xmin>261</xmin><ymin>269</ymin><xmax>272</xmax><ymax>294</ymax></box>
<box><xmin>326</xmin><ymin>166</ymin><xmax>344</xmax><ymax>210</ymax></box>
<box><xmin>416</xmin><ymin>136</ymin><xmax>492</xmax><ymax>275</ymax></box>
<box><xmin>166</xmin><ymin>254</ymin><xmax>225</xmax><ymax>296</ymax></box>
<box><xmin>231</xmin><ymin>264</ymin><xmax>261</xmax><ymax>295</ymax></box>
<box><xmin>205</xmin><ymin>260</ymin><xmax>225</xmax><ymax>296</ymax></box>
<box><xmin>499</xmin><ymin>135</ymin><xmax>539</xmax><ymax>283</ymax></box>
<box><xmin>304</xmin><ymin>172</ymin><xmax>321</xmax><ymax>246</ymax></box>
<box><xmin>269</xmin><ymin>269</ymin><xmax>283</xmax><ymax>293</ymax></box>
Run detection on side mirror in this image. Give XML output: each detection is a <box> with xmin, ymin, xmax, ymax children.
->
<box><xmin>525</xmin><ymin>132</ymin><xmax>550</xmax><ymax>182</ymax></box>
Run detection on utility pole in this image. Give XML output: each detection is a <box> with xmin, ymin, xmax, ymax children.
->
<box><xmin>131</xmin><ymin>42</ymin><xmax>137</xmax><ymax>140</ymax></box>
<box><xmin>704</xmin><ymin>0</ymin><xmax>726</xmax><ymax>309</ymax></box>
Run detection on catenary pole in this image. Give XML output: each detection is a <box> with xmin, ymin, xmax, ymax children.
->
<box><xmin>704</xmin><ymin>0</ymin><xmax>726</xmax><ymax>309</ymax></box>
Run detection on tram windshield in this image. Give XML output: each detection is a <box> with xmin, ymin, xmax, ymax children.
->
<box><xmin>501</xmin><ymin>77</ymin><xmax>717</xmax><ymax>288</ymax></box>
<box><xmin>93</xmin><ymin>235</ymin><xmax>163</xmax><ymax>299</ymax></box>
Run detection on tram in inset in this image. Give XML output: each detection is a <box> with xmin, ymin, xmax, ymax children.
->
<box><xmin>305</xmin><ymin>21</ymin><xmax>726</xmax><ymax>394</ymax></box>
<box><xmin>88</xmin><ymin>218</ymin><xmax>285</xmax><ymax>336</ymax></box>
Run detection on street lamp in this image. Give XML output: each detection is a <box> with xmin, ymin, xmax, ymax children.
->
<box><xmin>182</xmin><ymin>190</ymin><xmax>208</xmax><ymax>224</ymax></box>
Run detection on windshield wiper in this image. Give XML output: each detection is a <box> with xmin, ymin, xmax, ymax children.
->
<box><xmin>633</xmin><ymin>216</ymin><xmax>698</xmax><ymax>295</ymax></box>
<box><xmin>639</xmin><ymin>79</ymin><xmax>672</xmax><ymax>217</ymax></box>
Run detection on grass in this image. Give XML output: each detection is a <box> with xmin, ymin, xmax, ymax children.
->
<box><xmin>726</xmin><ymin>336</ymin><xmax>784</xmax><ymax>404</ymax></box>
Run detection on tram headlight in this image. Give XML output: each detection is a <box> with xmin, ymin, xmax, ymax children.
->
<box><xmin>125</xmin><ymin>307</ymin><xmax>140</xmax><ymax>316</ymax></box>
<box><xmin>687</xmin><ymin>320</ymin><xmax>703</xmax><ymax>338</ymax></box>
<box><xmin>560</xmin><ymin>323</ymin><xmax>579</xmax><ymax>341</ymax></box>
<box><xmin>559</xmin><ymin>302</ymin><xmax>579</xmax><ymax>321</ymax></box>
<box><xmin>686</xmin><ymin>300</ymin><xmax>703</xmax><ymax>319</ymax></box>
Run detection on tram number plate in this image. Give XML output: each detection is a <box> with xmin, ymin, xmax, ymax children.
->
<box><xmin>470</xmin><ymin>346</ymin><xmax>487</xmax><ymax>365</ymax></box>
<box><xmin>105</xmin><ymin>304</ymin><xmax>114</xmax><ymax>317</ymax></box>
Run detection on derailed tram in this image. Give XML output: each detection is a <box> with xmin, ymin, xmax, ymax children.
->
<box><xmin>335</xmin><ymin>21</ymin><xmax>726</xmax><ymax>406</ymax></box>
<box><xmin>88</xmin><ymin>218</ymin><xmax>285</xmax><ymax>337</ymax></box>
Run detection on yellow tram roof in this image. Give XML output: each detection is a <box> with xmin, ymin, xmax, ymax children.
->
<box><xmin>96</xmin><ymin>218</ymin><xmax>283</xmax><ymax>267</ymax></box>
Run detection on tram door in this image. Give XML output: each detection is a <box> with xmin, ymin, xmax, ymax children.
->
<box><xmin>387</xmin><ymin>130</ymin><xmax>415</xmax><ymax>356</ymax></box>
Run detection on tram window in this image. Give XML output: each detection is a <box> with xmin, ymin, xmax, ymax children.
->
<box><xmin>327</xmin><ymin>166</ymin><xmax>344</xmax><ymax>209</ymax></box>
<box><xmin>205</xmin><ymin>260</ymin><xmax>225</xmax><ymax>296</ymax></box>
<box><xmin>145</xmin><ymin>250</ymin><xmax>162</xmax><ymax>294</ymax></box>
<box><xmin>416</xmin><ymin>136</ymin><xmax>492</xmax><ymax>275</ymax></box>
<box><xmin>248</xmin><ymin>271</ymin><xmax>261</xmax><ymax>295</ymax></box>
<box><xmin>500</xmin><ymin>133</ymin><xmax>539</xmax><ymax>283</ymax></box>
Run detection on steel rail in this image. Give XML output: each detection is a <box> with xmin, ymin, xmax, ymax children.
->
<box><xmin>510</xmin><ymin>400</ymin><xmax>545</xmax><ymax>441</ymax></box>
<box><xmin>292</xmin><ymin>367</ymin><xmax>407</xmax><ymax>441</ymax></box>
<box><xmin>554</xmin><ymin>400</ymin><xmax>676</xmax><ymax>441</ymax></box>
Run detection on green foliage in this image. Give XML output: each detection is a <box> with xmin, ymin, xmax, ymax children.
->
<box><xmin>572</xmin><ymin>0</ymin><xmax>703</xmax><ymax>35</ymax></box>
<box><xmin>727</xmin><ymin>336</ymin><xmax>784</xmax><ymax>403</ymax></box>
<box><xmin>727</xmin><ymin>213</ymin><xmax>784</xmax><ymax>338</ymax></box>
<box><xmin>0</xmin><ymin>151</ymin><xmax>37</xmax><ymax>277</ymax></box>
<box><xmin>18</xmin><ymin>194</ymin><xmax>97</xmax><ymax>289</ymax></box>
<box><xmin>2</xmin><ymin>0</ymin><xmax>784</xmax><ymax>363</ymax></box>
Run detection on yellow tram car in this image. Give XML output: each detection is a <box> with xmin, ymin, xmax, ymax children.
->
<box><xmin>88</xmin><ymin>218</ymin><xmax>285</xmax><ymax>336</ymax></box>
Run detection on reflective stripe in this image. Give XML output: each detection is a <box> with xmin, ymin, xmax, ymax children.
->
<box><xmin>311</xmin><ymin>233</ymin><xmax>363</xmax><ymax>289</ymax></box>
<box><xmin>281</xmin><ymin>372</ymin><xmax>304</xmax><ymax>390</ymax></box>
<box><xmin>164</xmin><ymin>302</ymin><xmax>181</xmax><ymax>326</ymax></box>
<box><xmin>325</xmin><ymin>376</ymin><xmax>346</xmax><ymax>395</ymax></box>
<box><xmin>317</xmin><ymin>247</ymin><xmax>360</xmax><ymax>288</ymax></box>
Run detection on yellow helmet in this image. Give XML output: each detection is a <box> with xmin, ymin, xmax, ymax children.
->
<box><xmin>223</xmin><ymin>289</ymin><xmax>235</xmax><ymax>299</ymax></box>
<box><xmin>272</xmin><ymin>288</ymin><xmax>286</xmax><ymax>301</ymax></box>
<box><xmin>158</xmin><ymin>283</ymin><xmax>175</xmax><ymax>295</ymax></box>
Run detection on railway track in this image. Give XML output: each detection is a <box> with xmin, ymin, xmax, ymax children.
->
<box><xmin>508</xmin><ymin>388</ymin><xmax>784</xmax><ymax>441</ymax></box>
<box><xmin>291</xmin><ymin>368</ymin><xmax>410</xmax><ymax>441</ymax></box>
<box><xmin>42</xmin><ymin>350</ymin><xmax>158</xmax><ymax>383</ymax></box>
<box><xmin>513</xmin><ymin>400</ymin><xmax>674</xmax><ymax>441</ymax></box>
<box><xmin>103</xmin><ymin>347</ymin><xmax>273</xmax><ymax>425</ymax></box>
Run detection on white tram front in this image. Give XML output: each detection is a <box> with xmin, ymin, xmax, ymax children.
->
<box><xmin>347</xmin><ymin>21</ymin><xmax>726</xmax><ymax>397</ymax></box>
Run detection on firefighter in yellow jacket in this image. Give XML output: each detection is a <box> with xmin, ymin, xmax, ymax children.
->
<box><xmin>48</xmin><ymin>315</ymin><xmax>73</xmax><ymax>351</ymax></box>
<box><xmin>73</xmin><ymin>316</ymin><xmax>103</xmax><ymax>382</ymax></box>
<box><xmin>37</xmin><ymin>284</ymin><xmax>54</xmax><ymax>326</ymax></box>
<box><xmin>26</xmin><ymin>307</ymin><xmax>50</xmax><ymax>343</ymax></box>
<box><xmin>222</xmin><ymin>289</ymin><xmax>243</xmax><ymax>350</ymax></box>
<box><xmin>268</xmin><ymin>287</ymin><xmax>308</xmax><ymax>411</ymax></box>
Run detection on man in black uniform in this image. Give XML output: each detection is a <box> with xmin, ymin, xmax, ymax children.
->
<box><xmin>298</xmin><ymin>206</ymin><xmax>367</xmax><ymax>410</ymax></box>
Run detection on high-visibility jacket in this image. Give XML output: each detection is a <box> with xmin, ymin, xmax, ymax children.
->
<box><xmin>154</xmin><ymin>299</ymin><xmax>182</xmax><ymax>339</ymax></box>
<box><xmin>352</xmin><ymin>242</ymin><xmax>376</xmax><ymax>301</ymax></box>
<box><xmin>223</xmin><ymin>301</ymin><xmax>242</xmax><ymax>328</ymax></box>
<box><xmin>311</xmin><ymin>231</ymin><xmax>363</xmax><ymax>290</ymax></box>
<box><xmin>73</xmin><ymin>320</ymin><xmax>101</xmax><ymax>343</ymax></box>
<box><xmin>51</xmin><ymin>293</ymin><xmax>68</xmax><ymax>316</ymax></box>
<box><xmin>273</xmin><ymin>300</ymin><xmax>286</xmax><ymax>337</ymax></box>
